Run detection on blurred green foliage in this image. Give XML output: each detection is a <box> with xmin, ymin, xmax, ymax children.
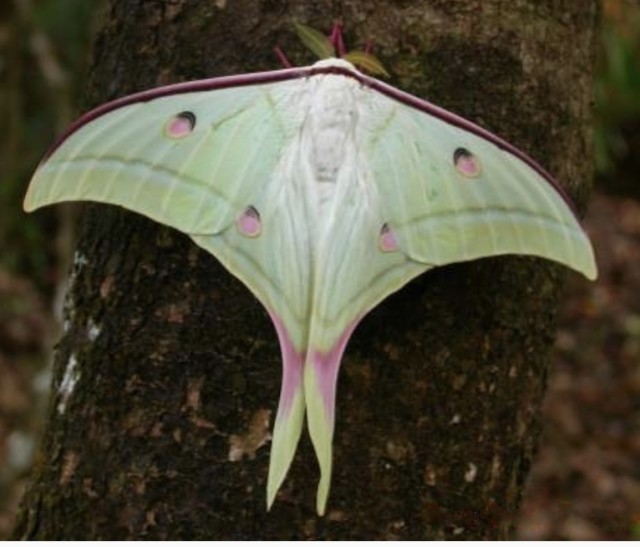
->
<box><xmin>33</xmin><ymin>0</ymin><xmax>97</xmax><ymax>69</ymax></box>
<box><xmin>0</xmin><ymin>0</ymin><xmax>100</xmax><ymax>288</ymax></box>
<box><xmin>595</xmin><ymin>0</ymin><xmax>640</xmax><ymax>176</ymax></box>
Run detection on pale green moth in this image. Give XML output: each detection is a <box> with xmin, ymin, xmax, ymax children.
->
<box><xmin>24</xmin><ymin>24</ymin><xmax>597</xmax><ymax>515</ymax></box>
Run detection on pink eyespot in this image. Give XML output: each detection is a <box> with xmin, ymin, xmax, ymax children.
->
<box><xmin>236</xmin><ymin>206</ymin><xmax>262</xmax><ymax>238</ymax></box>
<box><xmin>165</xmin><ymin>111</ymin><xmax>196</xmax><ymax>138</ymax></box>
<box><xmin>379</xmin><ymin>223</ymin><xmax>398</xmax><ymax>252</ymax></box>
<box><xmin>454</xmin><ymin>147</ymin><xmax>481</xmax><ymax>178</ymax></box>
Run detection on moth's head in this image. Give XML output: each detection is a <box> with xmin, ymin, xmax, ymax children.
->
<box><xmin>311</xmin><ymin>57</ymin><xmax>358</xmax><ymax>72</ymax></box>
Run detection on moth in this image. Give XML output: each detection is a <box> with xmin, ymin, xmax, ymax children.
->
<box><xmin>24</xmin><ymin>25</ymin><xmax>596</xmax><ymax>515</ymax></box>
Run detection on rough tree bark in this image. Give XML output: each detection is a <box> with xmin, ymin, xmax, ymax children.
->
<box><xmin>13</xmin><ymin>0</ymin><xmax>598</xmax><ymax>540</ymax></box>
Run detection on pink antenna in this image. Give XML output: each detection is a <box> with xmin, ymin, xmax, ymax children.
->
<box><xmin>273</xmin><ymin>46</ymin><xmax>293</xmax><ymax>68</ymax></box>
<box><xmin>329</xmin><ymin>22</ymin><xmax>346</xmax><ymax>57</ymax></box>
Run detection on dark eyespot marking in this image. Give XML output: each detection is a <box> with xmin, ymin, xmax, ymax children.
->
<box><xmin>453</xmin><ymin>147</ymin><xmax>481</xmax><ymax>178</ymax></box>
<box><xmin>165</xmin><ymin>111</ymin><xmax>196</xmax><ymax>138</ymax></box>
<box><xmin>378</xmin><ymin>222</ymin><xmax>398</xmax><ymax>252</ymax></box>
<box><xmin>236</xmin><ymin>205</ymin><xmax>262</xmax><ymax>238</ymax></box>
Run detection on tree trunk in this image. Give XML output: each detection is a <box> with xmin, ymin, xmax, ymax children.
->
<box><xmin>13</xmin><ymin>0</ymin><xmax>599</xmax><ymax>540</ymax></box>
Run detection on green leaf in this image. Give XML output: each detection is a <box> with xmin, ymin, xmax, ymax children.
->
<box><xmin>293</xmin><ymin>22</ymin><xmax>335</xmax><ymax>59</ymax></box>
<box><xmin>342</xmin><ymin>50</ymin><xmax>389</xmax><ymax>77</ymax></box>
